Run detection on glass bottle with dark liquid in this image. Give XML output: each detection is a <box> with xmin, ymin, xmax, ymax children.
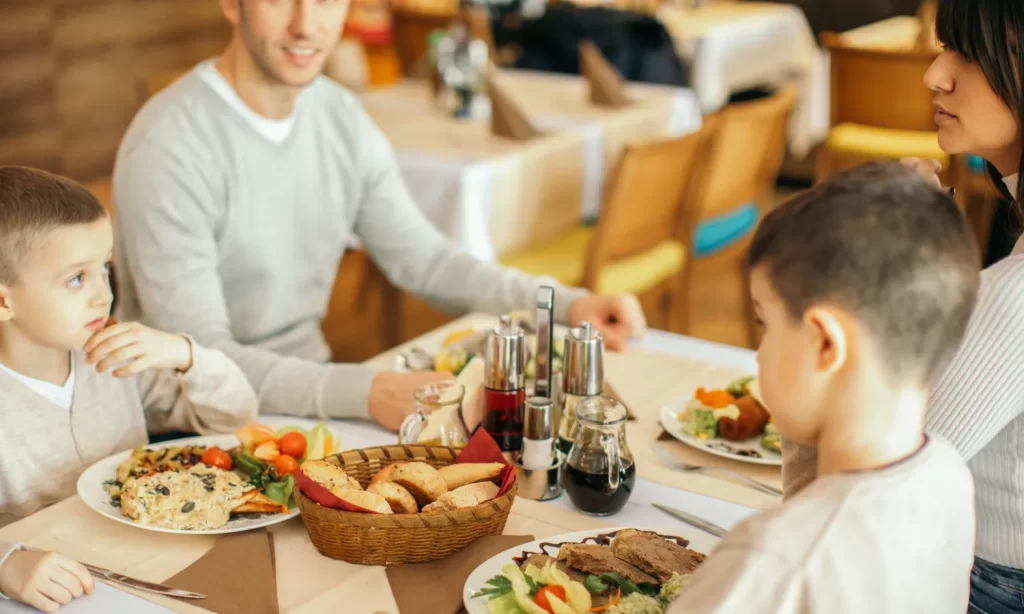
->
<box><xmin>482</xmin><ymin>315</ymin><xmax>526</xmax><ymax>461</ymax></box>
<box><xmin>565</xmin><ymin>397</ymin><xmax>635</xmax><ymax>516</ymax></box>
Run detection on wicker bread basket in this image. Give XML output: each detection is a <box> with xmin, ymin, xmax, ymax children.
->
<box><xmin>295</xmin><ymin>444</ymin><xmax>518</xmax><ymax>565</ymax></box>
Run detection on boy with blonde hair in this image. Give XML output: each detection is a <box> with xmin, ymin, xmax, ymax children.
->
<box><xmin>0</xmin><ymin>167</ymin><xmax>258</xmax><ymax>612</ymax></box>
<box><xmin>669</xmin><ymin>163</ymin><xmax>979</xmax><ymax>613</ymax></box>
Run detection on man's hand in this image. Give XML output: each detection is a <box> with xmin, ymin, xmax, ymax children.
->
<box><xmin>567</xmin><ymin>294</ymin><xmax>647</xmax><ymax>351</ymax></box>
<box><xmin>368</xmin><ymin>371</ymin><xmax>455</xmax><ymax>431</ymax></box>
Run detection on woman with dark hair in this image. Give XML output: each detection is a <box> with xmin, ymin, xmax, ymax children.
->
<box><xmin>786</xmin><ymin>1</ymin><xmax>1024</xmax><ymax>612</ymax></box>
<box><xmin>924</xmin><ymin>3</ymin><xmax>1024</xmax><ymax>612</ymax></box>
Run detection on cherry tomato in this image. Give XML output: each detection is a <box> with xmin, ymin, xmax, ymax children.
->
<box><xmin>279</xmin><ymin>432</ymin><xmax>307</xmax><ymax>459</ymax></box>
<box><xmin>534</xmin><ymin>585</ymin><xmax>567</xmax><ymax>613</ymax></box>
<box><xmin>273</xmin><ymin>454</ymin><xmax>299</xmax><ymax>476</ymax></box>
<box><xmin>201</xmin><ymin>447</ymin><xmax>232</xmax><ymax>471</ymax></box>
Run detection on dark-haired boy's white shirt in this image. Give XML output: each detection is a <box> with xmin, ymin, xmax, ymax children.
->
<box><xmin>668</xmin><ymin>436</ymin><xmax>974</xmax><ymax>614</ymax></box>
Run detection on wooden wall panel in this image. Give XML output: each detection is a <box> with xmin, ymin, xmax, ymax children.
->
<box><xmin>0</xmin><ymin>1</ymin><xmax>231</xmax><ymax>182</ymax></box>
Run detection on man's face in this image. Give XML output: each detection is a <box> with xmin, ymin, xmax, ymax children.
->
<box><xmin>227</xmin><ymin>0</ymin><xmax>350</xmax><ymax>88</ymax></box>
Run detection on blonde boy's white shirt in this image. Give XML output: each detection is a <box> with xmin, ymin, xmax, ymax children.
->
<box><xmin>671</xmin><ymin>437</ymin><xmax>974</xmax><ymax>614</ymax></box>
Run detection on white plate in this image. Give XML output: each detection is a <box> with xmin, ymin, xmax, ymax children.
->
<box><xmin>76</xmin><ymin>434</ymin><xmax>300</xmax><ymax>535</ymax></box>
<box><xmin>462</xmin><ymin>526</ymin><xmax>720</xmax><ymax>613</ymax></box>
<box><xmin>659</xmin><ymin>400</ymin><xmax>782</xmax><ymax>467</ymax></box>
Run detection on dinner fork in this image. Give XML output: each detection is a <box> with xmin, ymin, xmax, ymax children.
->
<box><xmin>654</xmin><ymin>445</ymin><xmax>783</xmax><ymax>497</ymax></box>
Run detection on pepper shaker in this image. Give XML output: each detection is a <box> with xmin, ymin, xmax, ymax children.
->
<box><xmin>556</xmin><ymin>321</ymin><xmax>605</xmax><ymax>454</ymax></box>
<box><xmin>483</xmin><ymin>315</ymin><xmax>526</xmax><ymax>459</ymax></box>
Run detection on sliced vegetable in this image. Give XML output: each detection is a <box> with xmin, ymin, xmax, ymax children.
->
<box><xmin>262</xmin><ymin>474</ymin><xmax>295</xmax><ymax>506</ymax></box>
<box><xmin>273</xmin><ymin>454</ymin><xmax>299</xmax><ymax>476</ymax></box>
<box><xmin>487</xmin><ymin>592</ymin><xmax>522</xmax><ymax>614</ymax></box>
<box><xmin>590</xmin><ymin>574</ymin><xmax>658</xmax><ymax>598</ymax></box>
<box><xmin>537</xmin><ymin>563</ymin><xmax>591</xmax><ymax>613</ymax></box>
<box><xmin>502</xmin><ymin>564</ymin><xmax>550</xmax><ymax>614</ymax></box>
<box><xmin>725</xmin><ymin>375</ymin><xmax>755</xmax><ymax>398</ymax></box>
<box><xmin>683</xmin><ymin>408</ymin><xmax>717</xmax><ymax>439</ymax></box>
<box><xmin>761</xmin><ymin>422</ymin><xmax>781</xmax><ymax>453</ymax></box>
<box><xmin>694</xmin><ymin>387</ymin><xmax>736</xmax><ymax>409</ymax></box>
<box><xmin>200</xmin><ymin>447</ymin><xmax>232</xmax><ymax>471</ymax></box>
<box><xmin>279</xmin><ymin>432</ymin><xmax>307</xmax><ymax>459</ymax></box>
<box><xmin>588</xmin><ymin>588</ymin><xmax>622</xmax><ymax>613</ymax></box>
<box><xmin>253</xmin><ymin>440</ymin><xmax>281</xmax><ymax>461</ymax></box>
<box><xmin>473</xmin><ymin>575</ymin><xmax>513</xmax><ymax>600</ymax></box>
<box><xmin>534</xmin><ymin>585</ymin><xmax>567</xmax><ymax>613</ymax></box>
<box><xmin>236</xmin><ymin>424</ymin><xmax>277</xmax><ymax>451</ymax></box>
<box><xmin>235</xmin><ymin>451</ymin><xmax>267</xmax><ymax>476</ymax></box>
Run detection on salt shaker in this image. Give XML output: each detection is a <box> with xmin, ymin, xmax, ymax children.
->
<box><xmin>483</xmin><ymin>315</ymin><xmax>526</xmax><ymax>459</ymax></box>
<box><xmin>521</xmin><ymin>397</ymin><xmax>556</xmax><ymax>470</ymax></box>
<box><xmin>556</xmin><ymin>321</ymin><xmax>605</xmax><ymax>454</ymax></box>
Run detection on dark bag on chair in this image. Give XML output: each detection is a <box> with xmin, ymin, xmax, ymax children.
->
<box><xmin>495</xmin><ymin>4</ymin><xmax>689</xmax><ymax>86</ymax></box>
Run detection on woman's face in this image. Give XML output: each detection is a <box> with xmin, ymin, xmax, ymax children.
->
<box><xmin>924</xmin><ymin>49</ymin><xmax>1022</xmax><ymax>174</ymax></box>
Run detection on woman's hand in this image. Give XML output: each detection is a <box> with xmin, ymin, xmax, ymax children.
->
<box><xmin>900</xmin><ymin>157</ymin><xmax>944</xmax><ymax>188</ymax></box>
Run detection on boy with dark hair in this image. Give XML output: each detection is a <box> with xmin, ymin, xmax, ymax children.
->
<box><xmin>667</xmin><ymin>162</ymin><xmax>979</xmax><ymax>613</ymax></box>
<box><xmin>0</xmin><ymin>167</ymin><xmax>258</xmax><ymax>612</ymax></box>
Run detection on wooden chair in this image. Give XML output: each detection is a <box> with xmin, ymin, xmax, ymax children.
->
<box><xmin>678</xmin><ymin>86</ymin><xmax>797</xmax><ymax>348</ymax></box>
<box><xmin>499</xmin><ymin>131</ymin><xmax>706</xmax><ymax>330</ymax></box>
<box><xmin>816</xmin><ymin>32</ymin><xmax>944</xmax><ymax>183</ymax></box>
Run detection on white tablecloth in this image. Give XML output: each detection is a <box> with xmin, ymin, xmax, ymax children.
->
<box><xmin>360</xmin><ymin>72</ymin><xmax>702</xmax><ymax>259</ymax></box>
<box><xmin>659</xmin><ymin>2</ymin><xmax>829</xmax><ymax>158</ymax></box>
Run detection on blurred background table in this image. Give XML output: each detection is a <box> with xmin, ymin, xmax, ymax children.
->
<box><xmin>657</xmin><ymin>1</ymin><xmax>827</xmax><ymax>158</ymax></box>
<box><xmin>360</xmin><ymin>69</ymin><xmax>701</xmax><ymax>259</ymax></box>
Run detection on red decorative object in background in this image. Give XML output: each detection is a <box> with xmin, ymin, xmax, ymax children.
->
<box><xmin>343</xmin><ymin>0</ymin><xmax>394</xmax><ymax>45</ymax></box>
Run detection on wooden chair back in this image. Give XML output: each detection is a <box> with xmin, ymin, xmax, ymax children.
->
<box><xmin>821</xmin><ymin>32</ymin><xmax>938</xmax><ymax>132</ymax></box>
<box><xmin>678</xmin><ymin>87</ymin><xmax>797</xmax><ymax>347</ymax></box>
<box><xmin>580</xmin><ymin>131</ymin><xmax>706</xmax><ymax>290</ymax></box>
<box><xmin>688</xmin><ymin>86</ymin><xmax>796</xmax><ymax>228</ymax></box>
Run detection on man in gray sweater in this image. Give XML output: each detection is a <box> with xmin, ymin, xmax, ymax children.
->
<box><xmin>111</xmin><ymin>0</ymin><xmax>645</xmax><ymax>430</ymax></box>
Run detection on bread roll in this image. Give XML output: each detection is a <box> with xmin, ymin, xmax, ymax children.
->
<box><xmin>370</xmin><ymin>462</ymin><xmax>447</xmax><ymax>507</ymax></box>
<box><xmin>301</xmin><ymin>459</ymin><xmax>363</xmax><ymax>492</ymax></box>
<box><xmin>367</xmin><ymin>481</ymin><xmax>419</xmax><ymax>514</ymax></box>
<box><xmin>422</xmin><ymin>482</ymin><xmax>499</xmax><ymax>513</ymax></box>
<box><xmin>718</xmin><ymin>395</ymin><xmax>770</xmax><ymax>441</ymax></box>
<box><xmin>329</xmin><ymin>488</ymin><xmax>393</xmax><ymax>514</ymax></box>
<box><xmin>438</xmin><ymin>463</ymin><xmax>504</xmax><ymax>491</ymax></box>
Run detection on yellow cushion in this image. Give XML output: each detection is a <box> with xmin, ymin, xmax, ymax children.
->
<box><xmin>499</xmin><ymin>226</ymin><xmax>687</xmax><ymax>295</ymax></box>
<box><xmin>826</xmin><ymin>123</ymin><xmax>950</xmax><ymax>165</ymax></box>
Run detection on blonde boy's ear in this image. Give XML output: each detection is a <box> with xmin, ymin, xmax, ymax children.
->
<box><xmin>804</xmin><ymin>306</ymin><xmax>848</xmax><ymax>376</ymax></box>
<box><xmin>0</xmin><ymin>286</ymin><xmax>13</xmax><ymax>322</ymax></box>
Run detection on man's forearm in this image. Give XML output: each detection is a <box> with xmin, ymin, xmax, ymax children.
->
<box><xmin>208</xmin><ymin>337</ymin><xmax>378</xmax><ymax>421</ymax></box>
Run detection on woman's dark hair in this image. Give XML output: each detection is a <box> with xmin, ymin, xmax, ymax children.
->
<box><xmin>936</xmin><ymin>0</ymin><xmax>1024</xmax><ymax>207</ymax></box>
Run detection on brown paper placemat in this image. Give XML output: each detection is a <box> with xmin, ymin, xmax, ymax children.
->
<box><xmin>387</xmin><ymin>534</ymin><xmax>535</xmax><ymax>614</ymax></box>
<box><xmin>164</xmin><ymin>530</ymin><xmax>279</xmax><ymax>614</ymax></box>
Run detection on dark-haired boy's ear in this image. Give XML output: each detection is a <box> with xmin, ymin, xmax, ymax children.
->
<box><xmin>805</xmin><ymin>306</ymin><xmax>848</xmax><ymax>376</ymax></box>
<box><xmin>0</xmin><ymin>286</ymin><xmax>13</xmax><ymax>322</ymax></box>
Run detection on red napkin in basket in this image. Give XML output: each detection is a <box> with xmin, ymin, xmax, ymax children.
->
<box><xmin>295</xmin><ymin>429</ymin><xmax>516</xmax><ymax>513</ymax></box>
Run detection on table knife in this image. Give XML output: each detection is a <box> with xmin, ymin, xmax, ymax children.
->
<box><xmin>81</xmin><ymin>563</ymin><xmax>206</xmax><ymax>599</ymax></box>
<box><xmin>651</xmin><ymin>503</ymin><xmax>727</xmax><ymax>538</ymax></box>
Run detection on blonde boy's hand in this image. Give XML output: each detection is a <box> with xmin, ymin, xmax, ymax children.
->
<box><xmin>83</xmin><ymin>320</ymin><xmax>193</xmax><ymax>377</ymax></box>
<box><xmin>0</xmin><ymin>550</ymin><xmax>94</xmax><ymax>612</ymax></box>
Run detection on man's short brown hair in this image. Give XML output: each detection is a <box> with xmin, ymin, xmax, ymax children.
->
<box><xmin>0</xmin><ymin>166</ymin><xmax>108</xmax><ymax>284</ymax></box>
<box><xmin>747</xmin><ymin>162</ymin><xmax>980</xmax><ymax>383</ymax></box>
